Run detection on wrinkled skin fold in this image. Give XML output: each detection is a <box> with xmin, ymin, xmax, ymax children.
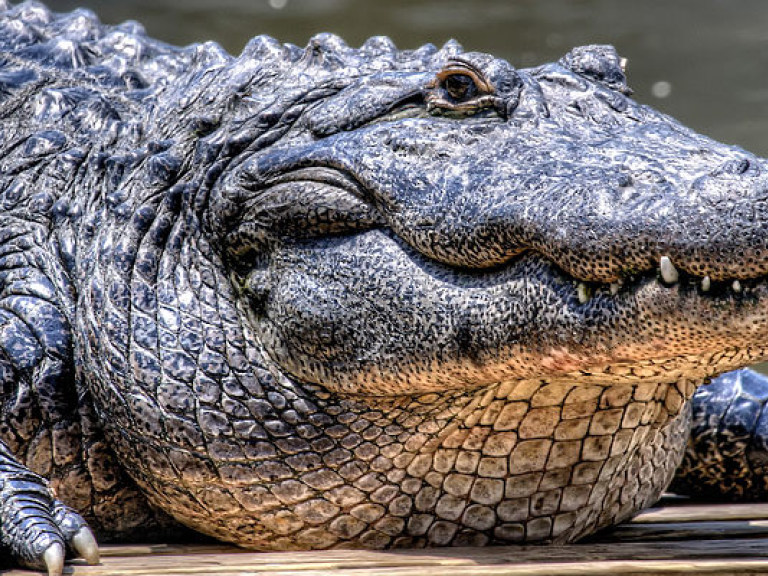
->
<box><xmin>1</xmin><ymin>2</ymin><xmax>768</xmax><ymax>574</ymax></box>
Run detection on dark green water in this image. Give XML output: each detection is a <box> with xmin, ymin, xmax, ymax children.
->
<box><xmin>46</xmin><ymin>0</ymin><xmax>768</xmax><ymax>155</ymax></box>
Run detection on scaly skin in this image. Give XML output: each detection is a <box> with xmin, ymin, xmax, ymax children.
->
<box><xmin>2</xmin><ymin>1</ymin><xmax>768</xmax><ymax>573</ymax></box>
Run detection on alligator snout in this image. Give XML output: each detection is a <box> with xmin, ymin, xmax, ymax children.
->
<box><xmin>328</xmin><ymin>109</ymin><xmax>768</xmax><ymax>288</ymax></box>
<box><xmin>711</xmin><ymin>157</ymin><xmax>760</xmax><ymax>177</ymax></box>
<box><xmin>355</xmin><ymin>150</ymin><xmax>768</xmax><ymax>288</ymax></box>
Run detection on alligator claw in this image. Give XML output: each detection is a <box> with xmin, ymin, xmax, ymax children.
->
<box><xmin>0</xmin><ymin>457</ymin><xmax>99</xmax><ymax>573</ymax></box>
<box><xmin>43</xmin><ymin>543</ymin><xmax>64</xmax><ymax>576</ymax></box>
<box><xmin>71</xmin><ymin>526</ymin><xmax>100</xmax><ymax>565</ymax></box>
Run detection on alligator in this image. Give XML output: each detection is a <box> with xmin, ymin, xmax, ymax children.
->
<box><xmin>3</xmin><ymin>1</ymin><xmax>768</xmax><ymax>574</ymax></box>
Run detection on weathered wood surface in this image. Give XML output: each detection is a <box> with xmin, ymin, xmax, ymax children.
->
<box><xmin>632</xmin><ymin>502</ymin><xmax>768</xmax><ymax>523</ymax></box>
<box><xmin>4</xmin><ymin>501</ymin><xmax>768</xmax><ymax>575</ymax></box>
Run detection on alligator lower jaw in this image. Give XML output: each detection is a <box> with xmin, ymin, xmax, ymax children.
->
<box><xmin>356</xmin><ymin>272</ymin><xmax>768</xmax><ymax>394</ymax></box>
<box><xmin>524</xmin><ymin>265</ymin><xmax>768</xmax><ymax>387</ymax></box>
<box><xmin>534</xmin><ymin>346</ymin><xmax>767</xmax><ymax>386</ymax></box>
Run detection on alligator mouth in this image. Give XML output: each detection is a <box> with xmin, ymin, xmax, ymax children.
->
<box><xmin>511</xmin><ymin>254</ymin><xmax>768</xmax><ymax>388</ymax></box>
<box><xmin>254</xmin><ymin>165</ymin><xmax>768</xmax><ymax>301</ymax></box>
<box><xmin>230</xmin><ymin>161</ymin><xmax>768</xmax><ymax>395</ymax></box>
<box><xmin>573</xmin><ymin>257</ymin><xmax>758</xmax><ymax>305</ymax></box>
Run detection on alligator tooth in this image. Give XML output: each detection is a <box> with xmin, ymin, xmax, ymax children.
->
<box><xmin>732</xmin><ymin>280</ymin><xmax>742</xmax><ymax>293</ymax></box>
<box><xmin>610</xmin><ymin>282</ymin><xmax>621</xmax><ymax>295</ymax></box>
<box><xmin>620</xmin><ymin>57</ymin><xmax>628</xmax><ymax>72</ymax></box>
<box><xmin>701</xmin><ymin>276</ymin><xmax>711</xmax><ymax>292</ymax></box>
<box><xmin>659</xmin><ymin>256</ymin><xmax>679</xmax><ymax>284</ymax></box>
<box><xmin>577</xmin><ymin>282</ymin><xmax>591</xmax><ymax>304</ymax></box>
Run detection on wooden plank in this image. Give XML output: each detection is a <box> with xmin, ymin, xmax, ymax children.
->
<box><xmin>5</xmin><ymin>537</ymin><xmax>768</xmax><ymax>576</ymax></box>
<box><xmin>631</xmin><ymin>502</ymin><xmax>768</xmax><ymax>523</ymax></box>
<box><xmin>600</xmin><ymin>520</ymin><xmax>768</xmax><ymax>542</ymax></box>
<box><xmin>7</xmin><ymin>558</ymin><xmax>768</xmax><ymax>576</ymax></box>
<box><xmin>97</xmin><ymin>544</ymin><xmax>248</xmax><ymax>558</ymax></box>
<box><xmin>88</xmin><ymin>537</ymin><xmax>768</xmax><ymax>565</ymax></box>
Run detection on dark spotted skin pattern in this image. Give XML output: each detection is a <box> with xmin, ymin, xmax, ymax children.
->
<box><xmin>2</xmin><ymin>1</ymin><xmax>768</xmax><ymax>572</ymax></box>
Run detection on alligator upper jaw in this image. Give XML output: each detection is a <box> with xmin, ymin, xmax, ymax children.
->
<box><xmin>238</xmin><ymin>159</ymin><xmax>768</xmax><ymax>289</ymax></box>
<box><xmin>232</xmin><ymin>123</ymin><xmax>768</xmax><ymax>287</ymax></box>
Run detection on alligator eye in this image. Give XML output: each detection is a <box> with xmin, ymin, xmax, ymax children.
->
<box><xmin>427</xmin><ymin>61</ymin><xmax>501</xmax><ymax>116</ymax></box>
<box><xmin>443</xmin><ymin>73</ymin><xmax>478</xmax><ymax>101</ymax></box>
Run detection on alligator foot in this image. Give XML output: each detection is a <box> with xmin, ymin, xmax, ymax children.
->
<box><xmin>672</xmin><ymin>368</ymin><xmax>768</xmax><ymax>500</ymax></box>
<box><xmin>1</xmin><ymin>446</ymin><xmax>99</xmax><ymax>575</ymax></box>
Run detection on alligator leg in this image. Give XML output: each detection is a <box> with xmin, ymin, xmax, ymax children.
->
<box><xmin>0</xmin><ymin>246</ymin><xmax>100</xmax><ymax>573</ymax></box>
<box><xmin>1</xmin><ymin>442</ymin><xmax>99</xmax><ymax>575</ymax></box>
<box><xmin>671</xmin><ymin>368</ymin><xmax>768</xmax><ymax>500</ymax></box>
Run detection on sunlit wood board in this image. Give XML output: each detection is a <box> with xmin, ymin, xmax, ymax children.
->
<box><xmin>4</xmin><ymin>500</ymin><xmax>768</xmax><ymax>575</ymax></box>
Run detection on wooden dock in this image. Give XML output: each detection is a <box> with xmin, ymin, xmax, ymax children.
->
<box><xmin>5</xmin><ymin>499</ymin><xmax>768</xmax><ymax>575</ymax></box>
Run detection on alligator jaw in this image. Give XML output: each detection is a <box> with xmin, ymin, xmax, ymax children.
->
<box><xmin>242</xmin><ymin>221</ymin><xmax>768</xmax><ymax>397</ymax></box>
<box><xmin>218</xmin><ymin>144</ymin><xmax>768</xmax><ymax>395</ymax></box>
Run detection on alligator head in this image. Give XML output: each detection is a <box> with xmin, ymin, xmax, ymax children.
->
<box><xmin>204</xmin><ymin>41</ymin><xmax>768</xmax><ymax>398</ymax></box>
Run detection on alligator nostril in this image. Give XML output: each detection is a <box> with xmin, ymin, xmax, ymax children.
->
<box><xmin>734</xmin><ymin>159</ymin><xmax>750</xmax><ymax>174</ymax></box>
<box><xmin>712</xmin><ymin>158</ymin><xmax>752</xmax><ymax>177</ymax></box>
